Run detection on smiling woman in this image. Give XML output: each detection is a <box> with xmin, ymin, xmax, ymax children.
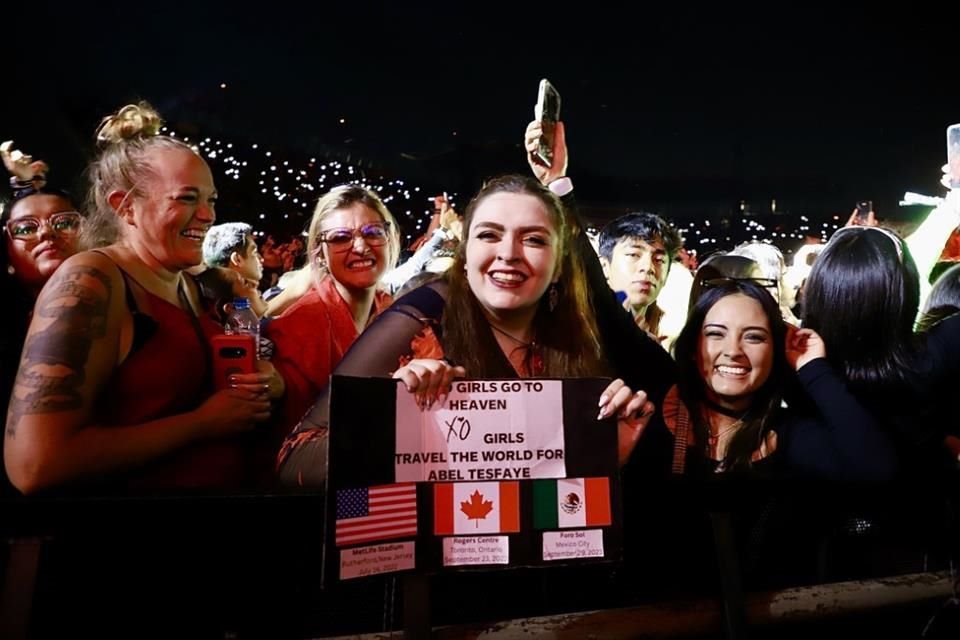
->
<box><xmin>666</xmin><ymin>278</ymin><xmax>897</xmax><ymax>481</ymax></box>
<box><xmin>264</xmin><ymin>185</ymin><xmax>401</xmax><ymax>440</ymax></box>
<box><xmin>0</xmin><ymin>174</ymin><xmax>88</xmax><ymax>495</ymax></box>
<box><xmin>275</xmin><ymin>175</ymin><xmax>657</xmax><ymax>487</ymax></box>
<box><xmin>3</xmin><ymin>102</ymin><xmax>281</xmax><ymax>494</ymax></box>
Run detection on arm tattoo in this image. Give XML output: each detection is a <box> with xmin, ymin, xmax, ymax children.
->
<box><xmin>5</xmin><ymin>265</ymin><xmax>112</xmax><ymax>437</ymax></box>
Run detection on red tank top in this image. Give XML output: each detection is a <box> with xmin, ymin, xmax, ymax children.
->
<box><xmin>96</xmin><ymin>271</ymin><xmax>250</xmax><ymax>491</ymax></box>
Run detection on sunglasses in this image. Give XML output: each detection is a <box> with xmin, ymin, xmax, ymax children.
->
<box><xmin>319</xmin><ymin>222</ymin><xmax>390</xmax><ymax>251</ymax></box>
<box><xmin>701</xmin><ymin>276</ymin><xmax>781</xmax><ymax>303</ymax></box>
<box><xmin>701</xmin><ymin>277</ymin><xmax>778</xmax><ymax>290</ymax></box>
<box><xmin>5</xmin><ymin>211</ymin><xmax>83</xmax><ymax>240</ymax></box>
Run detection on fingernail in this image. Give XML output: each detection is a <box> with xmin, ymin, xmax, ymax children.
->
<box><xmin>598</xmin><ymin>394</ymin><xmax>609</xmax><ymax>408</ymax></box>
<box><xmin>597</xmin><ymin>408</ymin><xmax>607</xmax><ymax>420</ymax></box>
<box><xmin>437</xmin><ymin>392</ymin><xmax>448</xmax><ymax>407</ymax></box>
<box><xmin>229</xmin><ymin>375</ymin><xmax>238</xmax><ymax>383</ymax></box>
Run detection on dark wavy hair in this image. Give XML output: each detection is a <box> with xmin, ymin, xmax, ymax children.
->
<box><xmin>673</xmin><ymin>279</ymin><xmax>788</xmax><ymax>471</ymax></box>
<box><xmin>802</xmin><ymin>226</ymin><xmax>919</xmax><ymax>396</ymax></box>
<box><xmin>441</xmin><ymin>175</ymin><xmax>604</xmax><ymax>377</ymax></box>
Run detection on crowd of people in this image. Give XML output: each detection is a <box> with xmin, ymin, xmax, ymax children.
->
<box><xmin>3</xmin><ymin>101</ymin><xmax>959</xmax><ymax>491</ymax></box>
<box><xmin>2</xmin><ymin>103</ymin><xmax>960</xmax><ymax>627</ymax></box>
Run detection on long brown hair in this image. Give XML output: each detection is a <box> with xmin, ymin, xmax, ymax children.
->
<box><xmin>441</xmin><ymin>175</ymin><xmax>604</xmax><ymax>378</ymax></box>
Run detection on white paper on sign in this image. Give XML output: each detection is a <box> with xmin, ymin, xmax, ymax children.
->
<box><xmin>542</xmin><ymin>529</ymin><xmax>605</xmax><ymax>562</ymax></box>
<box><xmin>394</xmin><ymin>380</ymin><xmax>566</xmax><ymax>483</ymax></box>
<box><xmin>441</xmin><ymin>536</ymin><xmax>510</xmax><ymax>566</ymax></box>
<box><xmin>339</xmin><ymin>541</ymin><xmax>416</xmax><ymax>580</ymax></box>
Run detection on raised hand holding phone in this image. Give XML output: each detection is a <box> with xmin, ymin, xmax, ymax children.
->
<box><xmin>533</xmin><ymin>79</ymin><xmax>561</xmax><ymax>167</ymax></box>
<box><xmin>845</xmin><ymin>201</ymin><xmax>876</xmax><ymax>227</ymax></box>
<box><xmin>524</xmin><ymin>119</ymin><xmax>568</xmax><ymax>186</ymax></box>
<box><xmin>855</xmin><ymin>200</ymin><xmax>873</xmax><ymax>225</ymax></box>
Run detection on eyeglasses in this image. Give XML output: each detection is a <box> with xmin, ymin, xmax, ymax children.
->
<box><xmin>5</xmin><ymin>211</ymin><xmax>83</xmax><ymax>240</ymax></box>
<box><xmin>319</xmin><ymin>222</ymin><xmax>390</xmax><ymax>251</ymax></box>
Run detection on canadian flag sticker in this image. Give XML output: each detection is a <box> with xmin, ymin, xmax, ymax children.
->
<box><xmin>434</xmin><ymin>482</ymin><xmax>520</xmax><ymax>535</ymax></box>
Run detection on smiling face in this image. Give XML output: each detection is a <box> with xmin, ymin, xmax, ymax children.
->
<box><xmin>464</xmin><ymin>192</ymin><xmax>559</xmax><ymax>322</ymax></box>
<box><xmin>124</xmin><ymin>146</ymin><xmax>217</xmax><ymax>271</ymax></box>
<box><xmin>4</xmin><ymin>193</ymin><xmax>81</xmax><ymax>293</ymax></box>
<box><xmin>697</xmin><ymin>293</ymin><xmax>775</xmax><ymax>411</ymax></box>
<box><xmin>318</xmin><ymin>202</ymin><xmax>390</xmax><ymax>291</ymax></box>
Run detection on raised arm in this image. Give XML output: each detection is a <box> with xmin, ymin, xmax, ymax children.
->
<box><xmin>523</xmin><ymin>120</ymin><xmax>677</xmax><ymax>403</ymax></box>
<box><xmin>381</xmin><ymin>228</ymin><xmax>447</xmax><ymax>294</ymax></box>
<box><xmin>782</xmin><ymin>328</ymin><xmax>898</xmax><ymax>482</ymax></box>
<box><xmin>905</xmin><ymin>188</ymin><xmax>960</xmax><ymax>314</ymax></box>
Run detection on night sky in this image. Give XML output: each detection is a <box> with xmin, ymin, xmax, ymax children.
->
<box><xmin>6</xmin><ymin>3</ymin><xmax>960</xmax><ymax>219</ymax></box>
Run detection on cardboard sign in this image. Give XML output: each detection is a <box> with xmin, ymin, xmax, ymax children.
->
<box><xmin>326</xmin><ymin>376</ymin><xmax>622</xmax><ymax>582</ymax></box>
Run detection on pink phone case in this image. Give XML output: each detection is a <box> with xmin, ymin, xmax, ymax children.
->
<box><xmin>211</xmin><ymin>334</ymin><xmax>257</xmax><ymax>390</ymax></box>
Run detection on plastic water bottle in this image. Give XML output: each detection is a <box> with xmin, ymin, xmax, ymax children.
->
<box><xmin>224</xmin><ymin>297</ymin><xmax>260</xmax><ymax>357</ymax></box>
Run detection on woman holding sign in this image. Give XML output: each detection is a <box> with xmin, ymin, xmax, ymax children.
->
<box><xmin>278</xmin><ymin>173</ymin><xmax>656</xmax><ymax>484</ymax></box>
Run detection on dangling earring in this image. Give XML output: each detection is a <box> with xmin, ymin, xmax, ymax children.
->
<box><xmin>548</xmin><ymin>282</ymin><xmax>559</xmax><ymax>312</ymax></box>
<box><xmin>6</xmin><ymin>264</ymin><xmax>14</xmax><ymax>275</ymax></box>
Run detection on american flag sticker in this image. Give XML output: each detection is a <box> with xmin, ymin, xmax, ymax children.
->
<box><xmin>335</xmin><ymin>483</ymin><xmax>418</xmax><ymax>547</ymax></box>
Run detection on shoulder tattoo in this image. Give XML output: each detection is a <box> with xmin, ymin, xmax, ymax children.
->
<box><xmin>5</xmin><ymin>265</ymin><xmax>113</xmax><ymax>437</ymax></box>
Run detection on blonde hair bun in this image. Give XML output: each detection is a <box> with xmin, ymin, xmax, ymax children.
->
<box><xmin>95</xmin><ymin>102</ymin><xmax>163</xmax><ymax>147</ymax></box>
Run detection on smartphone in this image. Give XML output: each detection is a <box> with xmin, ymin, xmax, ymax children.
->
<box><xmin>533</xmin><ymin>79</ymin><xmax>561</xmax><ymax>167</ymax></box>
<box><xmin>855</xmin><ymin>200</ymin><xmax>872</xmax><ymax>224</ymax></box>
<box><xmin>211</xmin><ymin>334</ymin><xmax>257</xmax><ymax>390</ymax></box>
<box><xmin>947</xmin><ymin>124</ymin><xmax>960</xmax><ymax>188</ymax></box>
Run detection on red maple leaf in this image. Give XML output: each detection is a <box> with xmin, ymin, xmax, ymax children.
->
<box><xmin>460</xmin><ymin>490</ymin><xmax>494</xmax><ymax>527</ymax></box>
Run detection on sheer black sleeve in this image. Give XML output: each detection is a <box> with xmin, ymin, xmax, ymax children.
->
<box><xmin>297</xmin><ymin>281</ymin><xmax>448</xmax><ymax>430</ymax></box>
<box><xmin>561</xmin><ymin>192</ymin><xmax>677</xmax><ymax>405</ymax></box>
